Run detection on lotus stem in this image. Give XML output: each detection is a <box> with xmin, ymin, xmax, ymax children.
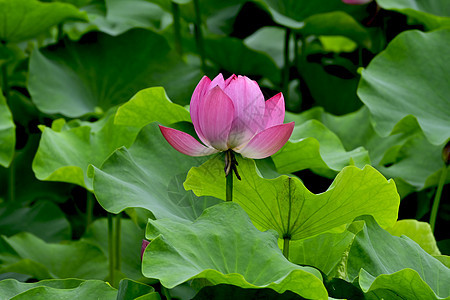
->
<box><xmin>114</xmin><ymin>213</ymin><xmax>122</xmax><ymax>273</ymax></box>
<box><xmin>171</xmin><ymin>2</ymin><xmax>183</xmax><ymax>55</ymax></box>
<box><xmin>193</xmin><ymin>0</ymin><xmax>206</xmax><ymax>71</ymax></box>
<box><xmin>226</xmin><ymin>168</ymin><xmax>233</xmax><ymax>202</ymax></box>
<box><xmin>7</xmin><ymin>154</ymin><xmax>15</xmax><ymax>202</ymax></box>
<box><xmin>107</xmin><ymin>213</ymin><xmax>115</xmax><ymax>286</ymax></box>
<box><xmin>430</xmin><ymin>165</ymin><xmax>447</xmax><ymax>232</ymax></box>
<box><xmin>283</xmin><ymin>236</ymin><xmax>290</xmax><ymax>259</ymax></box>
<box><xmin>282</xmin><ymin>28</ymin><xmax>291</xmax><ymax>97</ymax></box>
<box><xmin>86</xmin><ymin>191</ymin><xmax>94</xmax><ymax>229</ymax></box>
<box><xmin>1</xmin><ymin>53</ymin><xmax>9</xmax><ymax>99</ymax></box>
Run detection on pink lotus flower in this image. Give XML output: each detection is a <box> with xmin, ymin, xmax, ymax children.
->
<box><xmin>341</xmin><ymin>0</ymin><xmax>372</xmax><ymax>4</ymax></box>
<box><xmin>159</xmin><ymin>74</ymin><xmax>294</xmax><ymax>159</ymax></box>
<box><xmin>141</xmin><ymin>239</ymin><xmax>150</xmax><ymax>260</ymax></box>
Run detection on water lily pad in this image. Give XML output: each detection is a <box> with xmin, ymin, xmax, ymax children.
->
<box><xmin>91</xmin><ymin>122</ymin><xmax>221</xmax><ymax>221</ymax></box>
<box><xmin>0</xmin><ymin>0</ymin><xmax>87</xmax><ymax>43</ymax></box>
<box><xmin>143</xmin><ymin>202</ymin><xmax>328</xmax><ymax>299</ymax></box>
<box><xmin>358</xmin><ymin>29</ymin><xmax>450</xmax><ymax>146</ymax></box>
<box><xmin>0</xmin><ymin>92</ymin><xmax>15</xmax><ymax>167</ymax></box>
<box><xmin>184</xmin><ymin>156</ymin><xmax>399</xmax><ymax>240</ymax></box>
<box><xmin>28</xmin><ymin>29</ymin><xmax>201</xmax><ymax>117</ymax></box>
<box><xmin>348</xmin><ymin>216</ymin><xmax>450</xmax><ymax>299</ymax></box>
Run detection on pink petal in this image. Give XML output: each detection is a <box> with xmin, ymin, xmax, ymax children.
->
<box><xmin>159</xmin><ymin>125</ymin><xmax>218</xmax><ymax>156</ymax></box>
<box><xmin>209</xmin><ymin>73</ymin><xmax>225</xmax><ymax>89</ymax></box>
<box><xmin>342</xmin><ymin>0</ymin><xmax>372</xmax><ymax>4</ymax></box>
<box><xmin>223</xmin><ymin>75</ymin><xmax>266</xmax><ymax>148</ymax></box>
<box><xmin>263</xmin><ymin>93</ymin><xmax>285</xmax><ymax>129</ymax></box>
<box><xmin>191</xmin><ymin>76</ymin><xmax>212</xmax><ymax>146</ymax></box>
<box><xmin>235</xmin><ymin>122</ymin><xmax>295</xmax><ymax>159</ymax></box>
<box><xmin>141</xmin><ymin>239</ymin><xmax>150</xmax><ymax>260</ymax></box>
<box><xmin>224</xmin><ymin>74</ymin><xmax>237</xmax><ymax>87</ymax></box>
<box><xmin>197</xmin><ymin>86</ymin><xmax>235</xmax><ymax>150</ymax></box>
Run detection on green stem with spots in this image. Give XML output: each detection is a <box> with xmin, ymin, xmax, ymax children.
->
<box><xmin>114</xmin><ymin>213</ymin><xmax>122</xmax><ymax>273</ymax></box>
<box><xmin>226</xmin><ymin>170</ymin><xmax>233</xmax><ymax>202</ymax></box>
<box><xmin>430</xmin><ymin>165</ymin><xmax>447</xmax><ymax>232</ymax></box>
<box><xmin>283</xmin><ymin>237</ymin><xmax>290</xmax><ymax>259</ymax></box>
<box><xmin>282</xmin><ymin>28</ymin><xmax>291</xmax><ymax>97</ymax></box>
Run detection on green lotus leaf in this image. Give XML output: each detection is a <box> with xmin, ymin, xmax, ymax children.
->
<box><xmin>299</xmin><ymin>11</ymin><xmax>371</xmax><ymax>49</ymax></box>
<box><xmin>0</xmin><ymin>232</ymin><xmax>107</xmax><ymax>280</ymax></box>
<box><xmin>0</xmin><ymin>279</ymin><xmax>117</xmax><ymax>300</ymax></box>
<box><xmin>204</xmin><ymin>36</ymin><xmax>281</xmax><ymax>84</ymax></box>
<box><xmin>0</xmin><ymin>91</ymin><xmax>15</xmax><ymax>168</ymax></box>
<box><xmin>28</xmin><ymin>29</ymin><xmax>201</xmax><ymax>117</ymax></box>
<box><xmin>0</xmin><ymin>201</ymin><xmax>71</xmax><ymax>243</ymax></box>
<box><xmin>92</xmin><ymin>122</ymin><xmax>220</xmax><ymax>220</ymax></box>
<box><xmin>348</xmin><ymin>216</ymin><xmax>450</xmax><ymax>299</ymax></box>
<box><xmin>285</xmin><ymin>106</ymin><xmax>449</xmax><ymax>192</ymax></box>
<box><xmin>114</xmin><ymin>87</ymin><xmax>190</xmax><ymax>129</ymax></box>
<box><xmin>377</xmin><ymin>0</ymin><xmax>450</xmax><ymax>30</ymax></box>
<box><xmin>82</xmin><ymin>218</ymin><xmax>145</xmax><ymax>281</ymax></box>
<box><xmin>117</xmin><ymin>279</ymin><xmax>159</xmax><ymax>300</ymax></box>
<box><xmin>143</xmin><ymin>202</ymin><xmax>328</xmax><ymax>299</ymax></box>
<box><xmin>184</xmin><ymin>156</ymin><xmax>399</xmax><ymax>241</ymax></box>
<box><xmin>387</xmin><ymin>220</ymin><xmax>441</xmax><ymax>256</ymax></box>
<box><xmin>258</xmin><ymin>0</ymin><xmax>365</xmax><ymax>29</ymax></box>
<box><xmin>358</xmin><ymin>29</ymin><xmax>450</xmax><ymax>146</ymax></box>
<box><xmin>0</xmin><ymin>0</ymin><xmax>87</xmax><ymax>43</ymax></box>
<box><xmin>272</xmin><ymin>119</ymin><xmax>370</xmax><ymax>175</ymax></box>
<box><xmin>32</xmin><ymin>109</ymin><xmax>139</xmax><ymax>190</ymax></box>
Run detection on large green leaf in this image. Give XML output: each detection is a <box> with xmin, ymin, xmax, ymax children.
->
<box><xmin>91</xmin><ymin>122</ymin><xmax>221</xmax><ymax>220</ymax></box>
<box><xmin>184</xmin><ymin>156</ymin><xmax>399</xmax><ymax>240</ymax></box>
<box><xmin>28</xmin><ymin>29</ymin><xmax>201</xmax><ymax>117</ymax></box>
<box><xmin>0</xmin><ymin>201</ymin><xmax>71</xmax><ymax>243</ymax></box>
<box><xmin>82</xmin><ymin>218</ymin><xmax>145</xmax><ymax>281</ymax></box>
<box><xmin>0</xmin><ymin>232</ymin><xmax>107</xmax><ymax>280</ymax></box>
<box><xmin>257</xmin><ymin>0</ymin><xmax>365</xmax><ymax>29</ymax></box>
<box><xmin>114</xmin><ymin>87</ymin><xmax>191</xmax><ymax>129</ymax></box>
<box><xmin>358</xmin><ymin>29</ymin><xmax>450</xmax><ymax>146</ymax></box>
<box><xmin>387</xmin><ymin>219</ymin><xmax>441</xmax><ymax>256</ymax></box>
<box><xmin>143</xmin><ymin>202</ymin><xmax>328</xmax><ymax>299</ymax></box>
<box><xmin>377</xmin><ymin>0</ymin><xmax>450</xmax><ymax>30</ymax></box>
<box><xmin>0</xmin><ymin>0</ymin><xmax>87</xmax><ymax>43</ymax></box>
<box><xmin>348</xmin><ymin>216</ymin><xmax>450</xmax><ymax>299</ymax></box>
<box><xmin>285</xmin><ymin>106</ymin><xmax>449</xmax><ymax>192</ymax></box>
<box><xmin>32</xmin><ymin>110</ymin><xmax>138</xmax><ymax>190</ymax></box>
<box><xmin>272</xmin><ymin>119</ymin><xmax>370</xmax><ymax>175</ymax></box>
<box><xmin>0</xmin><ymin>91</ymin><xmax>15</xmax><ymax>167</ymax></box>
<box><xmin>0</xmin><ymin>279</ymin><xmax>117</xmax><ymax>300</ymax></box>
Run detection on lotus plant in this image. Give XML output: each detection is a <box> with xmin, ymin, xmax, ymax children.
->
<box><xmin>159</xmin><ymin>74</ymin><xmax>294</xmax><ymax>201</ymax></box>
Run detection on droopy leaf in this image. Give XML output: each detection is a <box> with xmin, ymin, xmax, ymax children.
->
<box><xmin>92</xmin><ymin>122</ymin><xmax>221</xmax><ymax>220</ymax></box>
<box><xmin>0</xmin><ymin>279</ymin><xmax>117</xmax><ymax>300</ymax></box>
<box><xmin>0</xmin><ymin>201</ymin><xmax>71</xmax><ymax>243</ymax></box>
<box><xmin>143</xmin><ymin>202</ymin><xmax>327</xmax><ymax>299</ymax></box>
<box><xmin>32</xmin><ymin>110</ymin><xmax>139</xmax><ymax>190</ymax></box>
<box><xmin>117</xmin><ymin>279</ymin><xmax>159</xmax><ymax>300</ymax></box>
<box><xmin>348</xmin><ymin>216</ymin><xmax>450</xmax><ymax>299</ymax></box>
<box><xmin>0</xmin><ymin>233</ymin><xmax>107</xmax><ymax>280</ymax></box>
<box><xmin>0</xmin><ymin>0</ymin><xmax>87</xmax><ymax>43</ymax></box>
<box><xmin>387</xmin><ymin>219</ymin><xmax>441</xmax><ymax>256</ymax></box>
<box><xmin>272</xmin><ymin>120</ymin><xmax>370</xmax><ymax>175</ymax></box>
<box><xmin>28</xmin><ymin>29</ymin><xmax>201</xmax><ymax>117</ymax></box>
<box><xmin>358</xmin><ymin>29</ymin><xmax>450</xmax><ymax>146</ymax></box>
<box><xmin>377</xmin><ymin>0</ymin><xmax>450</xmax><ymax>30</ymax></box>
<box><xmin>184</xmin><ymin>156</ymin><xmax>399</xmax><ymax>240</ymax></box>
<box><xmin>0</xmin><ymin>91</ymin><xmax>15</xmax><ymax>167</ymax></box>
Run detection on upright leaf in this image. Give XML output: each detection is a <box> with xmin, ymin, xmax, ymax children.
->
<box><xmin>358</xmin><ymin>29</ymin><xmax>450</xmax><ymax>146</ymax></box>
<box><xmin>185</xmin><ymin>156</ymin><xmax>399</xmax><ymax>240</ymax></box>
